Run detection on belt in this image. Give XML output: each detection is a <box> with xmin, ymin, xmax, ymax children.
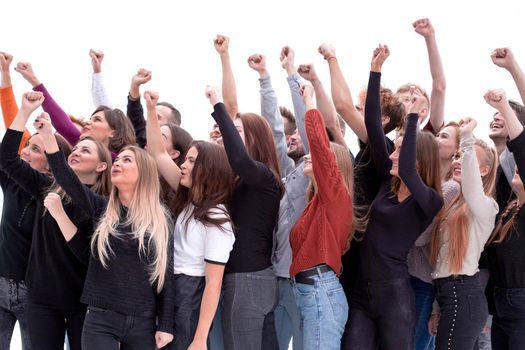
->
<box><xmin>293</xmin><ymin>264</ymin><xmax>333</xmax><ymax>285</ymax></box>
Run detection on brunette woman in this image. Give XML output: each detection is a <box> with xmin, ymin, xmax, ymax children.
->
<box><xmin>0</xmin><ymin>92</ymin><xmax>110</xmax><ymax>350</ymax></box>
<box><xmin>345</xmin><ymin>45</ymin><xmax>443</xmax><ymax>350</ymax></box>
<box><xmin>430</xmin><ymin>116</ymin><xmax>499</xmax><ymax>350</ymax></box>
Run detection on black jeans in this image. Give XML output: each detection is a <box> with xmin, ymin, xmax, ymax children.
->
<box><xmin>0</xmin><ymin>278</ymin><xmax>31</xmax><ymax>350</ymax></box>
<box><xmin>491</xmin><ymin>287</ymin><xmax>525</xmax><ymax>350</ymax></box>
<box><xmin>434</xmin><ymin>273</ymin><xmax>488</xmax><ymax>350</ymax></box>
<box><xmin>81</xmin><ymin>306</ymin><xmax>156</xmax><ymax>350</ymax></box>
<box><xmin>342</xmin><ymin>278</ymin><xmax>416</xmax><ymax>350</ymax></box>
<box><xmin>26</xmin><ymin>302</ymin><xmax>85</xmax><ymax>350</ymax></box>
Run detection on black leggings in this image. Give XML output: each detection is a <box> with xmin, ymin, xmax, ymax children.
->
<box><xmin>26</xmin><ymin>302</ymin><xmax>85</xmax><ymax>350</ymax></box>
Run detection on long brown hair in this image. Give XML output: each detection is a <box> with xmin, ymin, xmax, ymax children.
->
<box><xmin>431</xmin><ymin>139</ymin><xmax>498</xmax><ymax>273</ymax></box>
<box><xmin>92</xmin><ymin>106</ymin><xmax>136</xmax><ymax>153</ymax></box>
<box><xmin>236</xmin><ymin>113</ymin><xmax>284</xmax><ymax>196</ymax></box>
<box><xmin>171</xmin><ymin>141</ymin><xmax>234</xmax><ymax>231</ymax></box>
<box><xmin>488</xmin><ymin>200</ymin><xmax>522</xmax><ymax>244</ymax></box>
<box><xmin>440</xmin><ymin>121</ymin><xmax>460</xmax><ymax>181</ymax></box>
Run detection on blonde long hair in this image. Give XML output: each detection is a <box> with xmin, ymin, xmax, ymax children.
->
<box><xmin>431</xmin><ymin>139</ymin><xmax>498</xmax><ymax>273</ymax></box>
<box><xmin>91</xmin><ymin>146</ymin><xmax>171</xmax><ymax>292</ymax></box>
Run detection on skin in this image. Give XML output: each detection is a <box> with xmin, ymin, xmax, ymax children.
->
<box><xmin>233</xmin><ymin>118</ymin><xmax>245</xmax><ymax>144</ymax></box>
<box><xmin>287</xmin><ymin>128</ymin><xmax>305</xmax><ymax>159</ymax></box>
<box><xmin>436</xmin><ymin>125</ymin><xmax>458</xmax><ymax>161</ymax></box>
<box><xmin>389</xmin><ymin>136</ymin><xmax>403</xmax><ymax>177</ymax></box>
<box><xmin>68</xmin><ymin>139</ymin><xmax>107</xmax><ymax>184</ymax></box>
<box><xmin>20</xmin><ymin>134</ymin><xmax>50</xmax><ymax>174</ymax></box>
<box><xmin>451</xmin><ymin>145</ymin><xmax>490</xmax><ymax>183</ymax></box>
<box><xmin>179</xmin><ymin>146</ymin><xmax>197</xmax><ymax>188</ymax></box>
<box><xmin>156</xmin><ymin>105</ymin><xmax>173</xmax><ymax>125</ymax></box>
<box><xmin>111</xmin><ymin>149</ymin><xmax>139</xmax><ymax>204</ymax></box>
<box><xmin>81</xmin><ymin>111</ymin><xmax>114</xmax><ymax>145</ymax></box>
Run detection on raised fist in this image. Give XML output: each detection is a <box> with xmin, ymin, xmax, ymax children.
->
<box><xmin>459</xmin><ymin>117</ymin><xmax>478</xmax><ymax>135</ymax></box>
<box><xmin>318</xmin><ymin>43</ymin><xmax>336</xmax><ymax>60</ymax></box>
<box><xmin>20</xmin><ymin>91</ymin><xmax>44</xmax><ymax>113</ymax></box>
<box><xmin>297</xmin><ymin>64</ymin><xmax>319</xmax><ymax>82</ymax></box>
<box><xmin>413</xmin><ymin>18</ymin><xmax>435</xmax><ymax>38</ymax></box>
<box><xmin>483</xmin><ymin>89</ymin><xmax>508</xmax><ymax>110</ymax></box>
<box><xmin>44</xmin><ymin>192</ymin><xmax>66</xmax><ymax>221</ymax></box>
<box><xmin>247</xmin><ymin>54</ymin><xmax>266</xmax><ymax>74</ymax></box>
<box><xmin>14</xmin><ymin>62</ymin><xmax>39</xmax><ymax>86</ymax></box>
<box><xmin>33</xmin><ymin>112</ymin><xmax>53</xmax><ymax>136</ymax></box>
<box><xmin>143</xmin><ymin>91</ymin><xmax>159</xmax><ymax>110</ymax></box>
<box><xmin>406</xmin><ymin>87</ymin><xmax>427</xmax><ymax>115</ymax></box>
<box><xmin>214</xmin><ymin>35</ymin><xmax>230</xmax><ymax>55</ymax></box>
<box><xmin>205</xmin><ymin>85</ymin><xmax>223</xmax><ymax>106</ymax></box>
<box><xmin>131</xmin><ymin>68</ymin><xmax>152</xmax><ymax>87</ymax></box>
<box><xmin>491</xmin><ymin>48</ymin><xmax>515</xmax><ymax>70</ymax></box>
<box><xmin>280</xmin><ymin>46</ymin><xmax>295</xmax><ymax>70</ymax></box>
<box><xmin>89</xmin><ymin>49</ymin><xmax>104</xmax><ymax>73</ymax></box>
<box><xmin>0</xmin><ymin>52</ymin><xmax>14</xmax><ymax>71</ymax></box>
<box><xmin>300</xmin><ymin>85</ymin><xmax>314</xmax><ymax>101</ymax></box>
<box><xmin>371</xmin><ymin>44</ymin><xmax>390</xmax><ymax>72</ymax></box>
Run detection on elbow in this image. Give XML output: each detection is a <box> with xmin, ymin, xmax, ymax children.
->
<box><xmin>432</xmin><ymin>80</ymin><xmax>446</xmax><ymax>94</ymax></box>
<box><xmin>334</xmin><ymin>100</ymin><xmax>353</xmax><ymax>116</ymax></box>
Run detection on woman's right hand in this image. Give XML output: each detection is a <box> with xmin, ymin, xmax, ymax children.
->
<box><xmin>428</xmin><ymin>312</ymin><xmax>440</xmax><ymax>336</ymax></box>
<box><xmin>20</xmin><ymin>91</ymin><xmax>44</xmax><ymax>114</ymax></box>
<box><xmin>33</xmin><ymin>112</ymin><xmax>53</xmax><ymax>137</ymax></box>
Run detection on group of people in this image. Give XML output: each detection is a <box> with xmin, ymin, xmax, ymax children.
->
<box><xmin>0</xmin><ymin>17</ymin><xmax>524</xmax><ymax>350</ymax></box>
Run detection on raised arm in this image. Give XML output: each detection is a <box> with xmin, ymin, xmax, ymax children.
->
<box><xmin>127</xmin><ymin>69</ymin><xmax>152</xmax><ymax>148</ymax></box>
<box><xmin>0</xmin><ymin>52</ymin><xmax>30</xmax><ymax>152</ymax></box>
<box><xmin>398</xmin><ymin>90</ymin><xmax>443</xmax><ymax>217</ymax></box>
<box><xmin>298</xmin><ymin>63</ymin><xmax>347</xmax><ymax>148</ymax></box>
<box><xmin>319</xmin><ymin>43</ymin><xmax>368</xmax><ymax>143</ymax></box>
<box><xmin>214</xmin><ymin>35</ymin><xmax>238</xmax><ymax>118</ymax></box>
<box><xmin>364</xmin><ymin>45</ymin><xmax>391</xmax><ymax>180</ymax></box>
<box><xmin>413</xmin><ymin>18</ymin><xmax>446</xmax><ymax>131</ymax></box>
<box><xmin>15</xmin><ymin>62</ymin><xmax>81</xmax><ymax>145</ymax></box>
<box><xmin>248</xmin><ymin>53</ymin><xmax>294</xmax><ymax>177</ymax></box>
<box><xmin>485</xmin><ymin>89</ymin><xmax>524</xmax><ymax>140</ymax></box>
<box><xmin>206</xmin><ymin>86</ymin><xmax>267</xmax><ymax>185</ymax></box>
<box><xmin>144</xmin><ymin>91</ymin><xmax>181</xmax><ymax>190</ymax></box>
<box><xmin>492</xmin><ymin>48</ymin><xmax>525</xmax><ymax>105</ymax></box>
<box><xmin>90</xmin><ymin>49</ymin><xmax>113</xmax><ymax>108</ymax></box>
<box><xmin>281</xmin><ymin>46</ymin><xmax>309</xmax><ymax>153</ymax></box>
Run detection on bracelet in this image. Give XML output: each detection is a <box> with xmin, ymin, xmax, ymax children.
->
<box><xmin>325</xmin><ymin>56</ymin><xmax>337</xmax><ymax>62</ymax></box>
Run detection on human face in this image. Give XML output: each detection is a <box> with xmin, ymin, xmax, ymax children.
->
<box><xmin>397</xmin><ymin>91</ymin><xmax>429</xmax><ymax>122</ymax></box>
<box><xmin>209</xmin><ymin>124</ymin><xmax>222</xmax><ymax>144</ymax></box>
<box><xmin>156</xmin><ymin>105</ymin><xmax>173</xmax><ymax>125</ymax></box>
<box><xmin>81</xmin><ymin>111</ymin><xmax>114</xmax><ymax>145</ymax></box>
<box><xmin>389</xmin><ymin>136</ymin><xmax>403</xmax><ymax>177</ymax></box>
<box><xmin>180</xmin><ymin>146</ymin><xmax>198</xmax><ymax>188</ymax></box>
<box><xmin>451</xmin><ymin>151</ymin><xmax>462</xmax><ymax>182</ymax></box>
<box><xmin>451</xmin><ymin>145</ymin><xmax>490</xmax><ymax>183</ymax></box>
<box><xmin>111</xmin><ymin>150</ymin><xmax>139</xmax><ymax>189</ymax></box>
<box><xmin>488</xmin><ymin>112</ymin><xmax>508</xmax><ymax>140</ymax></box>
<box><xmin>302</xmin><ymin>153</ymin><xmax>313</xmax><ymax>178</ymax></box>
<box><xmin>159</xmin><ymin>125</ymin><xmax>179</xmax><ymax>160</ymax></box>
<box><xmin>356</xmin><ymin>88</ymin><xmax>367</xmax><ymax>115</ymax></box>
<box><xmin>287</xmin><ymin>129</ymin><xmax>305</xmax><ymax>161</ymax></box>
<box><xmin>68</xmin><ymin>139</ymin><xmax>106</xmax><ymax>178</ymax></box>
<box><xmin>436</xmin><ymin>126</ymin><xmax>458</xmax><ymax>161</ymax></box>
<box><xmin>233</xmin><ymin>118</ymin><xmax>245</xmax><ymax>145</ymax></box>
<box><xmin>20</xmin><ymin>134</ymin><xmax>49</xmax><ymax>173</ymax></box>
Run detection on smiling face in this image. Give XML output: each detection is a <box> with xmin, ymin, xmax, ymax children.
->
<box><xmin>111</xmin><ymin>149</ymin><xmax>139</xmax><ymax>189</ymax></box>
<box><xmin>68</xmin><ymin>139</ymin><xmax>106</xmax><ymax>177</ymax></box>
<box><xmin>20</xmin><ymin>134</ymin><xmax>49</xmax><ymax>173</ymax></box>
<box><xmin>180</xmin><ymin>146</ymin><xmax>198</xmax><ymax>188</ymax></box>
<box><xmin>287</xmin><ymin>129</ymin><xmax>305</xmax><ymax>160</ymax></box>
<box><xmin>436</xmin><ymin>125</ymin><xmax>459</xmax><ymax>161</ymax></box>
<box><xmin>80</xmin><ymin>111</ymin><xmax>114</xmax><ymax>145</ymax></box>
<box><xmin>489</xmin><ymin>112</ymin><xmax>509</xmax><ymax>140</ymax></box>
<box><xmin>451</xmin><ymin>145</ymin><xmax>490</xmax><ymax>183</ymax></box>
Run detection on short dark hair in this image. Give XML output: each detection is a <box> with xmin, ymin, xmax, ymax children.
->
<box><xmin>509</xmin><ymin>100</ymin><xmax>525</xmax><ymax>126</ymax></box>
<box><xmin>279</xmin><ymin>106</ymin><xmax>296</xmax><ymax>135</ymax></box>
<box><xmin>157</xmin><ymin>102</ymin><xmax>182</xmax><ymax>126</ymax></box>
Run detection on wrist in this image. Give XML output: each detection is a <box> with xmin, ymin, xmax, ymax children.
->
<box><xmin>285</xmin><ymin>65</ymin><xmax>296</xmax><ymax>77</ymax></box>
<box><xmin>258</xmin><ymin>69</ymin><xmax>269</xmax><ymax>78</ymax></box>
<box><xmin>29</xmin><ymin>77</ymin><xmax>41</xmax><ymax>88</ymax></box>
<box><xmin>93</xmin><ymin>68</ymin><xmax>101</xmax><ymax>74</ymax></box>
<box><xmin>129</xmin><ymin>85</ymin><xmax>140</xmax><ymax>100</ymax></box>
<box><xmin>371</xmin><ymin>65</ymin><xmax>381</xmax><ymax>73</ymax></box>
<box><xmin>325</xmin><ymin>56</ymin><xmax>337</xmax><ymax>62</ymax></box>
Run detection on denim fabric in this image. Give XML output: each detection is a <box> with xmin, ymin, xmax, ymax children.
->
<box><xmin>293</xmin><ymin>269</ymin><xmax>347</xmax><ymax>350</ymax></box>
<box><xmin>275</xmin><ymin>277</ymin><xmax>303</xmax><ymax>350</ymax></box>
<box><xmin>0</xmin><ymin>277</ymin><xmax>31</xmax><ymax>350</ymax></box>
<box><xmin>491</xmin><ymin>287</ymin><xmax>525</xmax><ymax>350</ymax></box>
<box><xmin>343</xmin><ymin>278</ymin><xmax>416</xmax><ymax>350</ymax></box>
<box><xmin>411</xmin><ymin>276</ymin><xmax>436</xmax><ymax>350</ymax></box>
<box><xmin>434</xmin><ymin>273</ymin><xmax>488</xmax><ymax>350</ymax></box>
<box><xmin>222</xmin><ymin>267</ymin><xmax>278</xmax><ymax>349</ymax></box>
<box><xmin>82</xmin><ymin>306</ymin><xmax>156</xmax><ymax>350</ymax></box>
<box><xmin>474</xmin><ymin>268</ymin><xmax>492</xmax><ymax>350</ymax></box>
<box><xmin>26</xmin><ymin>302</ymin><xmax>85</xmax><ymax>350</ymax></box>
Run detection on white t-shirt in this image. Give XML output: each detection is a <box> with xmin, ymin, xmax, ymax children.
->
<box><xmin>173</xmin><ymin>204</ymin><xmax>235</xmax><ymax>276</ymax></box>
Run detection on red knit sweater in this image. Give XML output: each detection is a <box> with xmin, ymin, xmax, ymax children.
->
<box><xmin>289</xmin><ymin>109</ymin><xmax>353</xmax><ymax>277</ymax></box>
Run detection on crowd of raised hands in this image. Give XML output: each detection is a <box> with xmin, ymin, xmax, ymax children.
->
<box><xmin>1</xmin><ymin>16</ymin><xmax>525</xmax><ymax>350</ymax></box>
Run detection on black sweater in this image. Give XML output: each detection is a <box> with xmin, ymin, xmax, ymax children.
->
<box><xmin>46</xmin><ymin>151</ymin><xmax>174</xmax><ymax>332</ymax></box>
<box><xmin>359</xmin><ymin>72</ymin><xmax>444</xmax><ymax>282</ymax></box>
<box><xmin>0</xmin><ymin>130</ymin><xmax>89</xmax><ymax>309</ymax></box>
<box><xmin>486</xmin><ymin>129</ymin><xmax>525</xmax><ymax>288</ymax></box>
<box><xmin>212</xmin><ymin>103</ymin><xmax>281</xmax><ymax>274</ymax></box>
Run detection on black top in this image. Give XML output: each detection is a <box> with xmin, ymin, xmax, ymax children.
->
<box><xmin>126</xmin><ymin>95</ymin><xmax>147</xmax><ymax>148</ymax></box>
<box><xmin>0</xmin><ymin>130</ymin><xmax>89</xmax><ymax>309</ymax></box>
<box><xmin>212</xmin><ymin>103</ymin><xmax>281</xmax><ymax>274</ymax></box>
<box><xmin>358</xmin><ymin>71</ymin><xmax>443</xmax><ymax>282</ymax></box>
<box><xmin>486</xmin><ymin>129</ymin><xmax>525</xmax><ymax>288</ymax></box>
<box><xmin>46</xmin><ymin>151</ymin><xmax>174</xmax><ymax>332</ymax></box>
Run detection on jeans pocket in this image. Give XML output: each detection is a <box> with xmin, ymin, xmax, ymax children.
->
<box><xmin>88</xmin><ymin>306</ymin><xmax>110</xmax><ymax>314</ymax></box>
<box><xmin>467</xmin><ymin>294</ymin><xmax>488</xmax><ymax>323</ymax></box>
<box><xmin>325</xmin><ymin>282</ymin><xmax>348</xmax><ymax>327</ymax></box>
<box><xmin>247</xmin><ymin>274</ymin><xmax>277</xmax><ymax>314</ymax></box>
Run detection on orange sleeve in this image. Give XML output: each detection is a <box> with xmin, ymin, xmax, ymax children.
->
<box><xmin>0</xmin><ymin>86</ymin><xmax>31</xmax><ymax>154</ymax></box>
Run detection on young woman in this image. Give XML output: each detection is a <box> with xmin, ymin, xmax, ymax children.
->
<box><xmin>345</xmin><ymin>45</ymin><xmax>443</xmax><ymax>350</ymax></box>
<box><xmin>0</xmin><ymin>92</ymin><xmax>110</xmax><ymax>350</ymax></box>
<box><xmin>205</xmin><ymin>85</ymin><xmax>282</xmax><ymax>350</ymax></box>
<box><xmin>484</xmin><ymin>89</ymin><xmax>525</xmax><ymax>349</ymax></box>
<box><xmin>287</xmin><ymin>85</ymin><xmax>353</xmax><ymax>350</ymax></box>
<box><xmin>35</xmin><ymin>109</ymin><xmax>175</xmax><ymax>349</ymax></box>
<box><xmin>430</xmin><ymin>116</ymin><xmax>499</xmax><ymax>350</ymax></box>
<box><xmin>144</xmin><ymin>90</ymin><xmax>235</xmax><ymax>349</ymax></box>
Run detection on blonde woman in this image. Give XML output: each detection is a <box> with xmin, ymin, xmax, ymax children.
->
<box><xmin>36</xmin><ymin>114</ymin><xmax>175</xmax><ymax>350</ymax></box>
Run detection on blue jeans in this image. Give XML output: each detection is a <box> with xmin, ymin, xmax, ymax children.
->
<box><xmin>292</xmin><ymin>269</ymin><xmax>348</xmax><ymax>350</ymax></box>
<box><xmin>411</xmin><ymin>276</ymin><xmax>436</xmax><ymax>350</ymax></box>
<box><xmin>0</xmin><ymin>277</ymin><xmax>31</xmax><ymax>350</ymax></box>
<box><xmin>275</xmin><ymin>277</ymin><xmax>303</xmax><ymax>350</ymax></box>
<box><xmin>491</xmin><ymin>287</ymin><xmax>525</xmax><ymax>350</ymax></box>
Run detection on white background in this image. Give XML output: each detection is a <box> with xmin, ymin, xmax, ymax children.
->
<box><xmin>3</xmin><ymin>0</ymin><xmax>525</xmax><ymax>348</ymax></box>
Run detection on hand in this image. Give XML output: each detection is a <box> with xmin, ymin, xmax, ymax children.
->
<box><xmin>297</xmin><ymin>64</ymin><xmax>319</xmax><ymax>82</ymax></box>
<box><xmin>214</xmin><ymin>35</ymin><xmax>230</xmax><ymax>55</ymax></box>
<box><xmin>428</xmin><ymin>313</ymin><xmax>440</xmax><ymax>336</ymax></box>
<box><xmin>187</xmin><ymin>338</ymin><xmax>207</xmax><ymax>350</ymax></box>
<box><xmin>318</xmin><ymin>43</ymin><xmax>336</xmax><ymax>60</ymax></box>
<box><xmin>247</xmin><ymin>54</ymin><xmax>267</xmax><ymax>76</ymax></box>
<box><xmin>491</xmin><ymin>48</ymin><xmax>515</xmax><ymax>70</ymax></box>
<box><xmin>131</xmin><ymin>68</ymin><xmax>152</xmax><ymax>87</ymax></box>
<box><xmin>33</xmin><ymin>112</ymin><xmax>53</xmax><ymax>136</ymax></box>
<box><xmin>14</xmin><ymin>62</ymin><xmax>40</xmax><ymax>86</ymax></box>
<box><xmin>143</xmin><ymin>91</ymin><xmax>159</xmax><ymax>110</ymax></box>
<box><xmin>484</xmin><ymin>89</ymin><xmax>508</xmax><ymax>110</ymax></box>
<box><xmin>413</xmin><ymin>18</ymin><xmax>435</xmax><ymax>38</ymax></box>
<box><xmin>0</xmin><ymin>52</ymin><xmax>13</xmax><ymax>72</ymax></box>
<box><xmin>280</xmin><ymin>46</ymin><xmax>295</xmax><ymax>70</ymax></box>
<box><xmin>155</xmin><ymin>331</ymin><xmax>173</xmax><ymax>349</ymax></box>
<box><xmin>300</xmin><ymin>84</ymin><xmax>314</xmax><ymax>101</ymax></box>
<box><xmin>459</xmin><ymin>117</ymin><xmax>478</xmax><ymax>135</ymax></box>
<box><xmin>89</xmin><ymin>49</ymin><xmax>104</xmax><ymax>74</ymax></box>
<box><xmin>205</xmin><ymin>85</ymin><xmax>223</xmax><ymax>106</ymax></box>
<box><xmin>371</xmin><ymin>44</ymin><xmax>390</xmax><ymax>72</ymax></box>
<box><xmin>44</xmin><ymin>193</ymin><xmax>65</xmax><ymax>220</ymax></box>
<box><xmin>406</xmin><ymin>87</ymin><xmax>427</xmax><ymax>115</ymax></box>
<box><xmin>20</xmin><ymin>91</ymin><xmax>44</xmax><ymax>113</ymax></box>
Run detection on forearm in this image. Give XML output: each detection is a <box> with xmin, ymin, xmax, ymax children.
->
<box><xmin>193</xmin><ymin>280</ymin><xmax>222</xmax><ymax>342</ymax></box>
<box><xmin>52</xmin><ymin>211</ymin><xmax>79</xmax><ymax>241</ymax></box>
<box><xmin>220</xmin><ymin>54</ymin><xmax>238</xmax><ymax>118</ymax></box>
<box><xmin>91</xmin><ymin>73</ymin><xmax>113</xmax><ymax>108</ymax></box>
<box><xmin>508</xmin><ymin>62</ymin><xmax>525</xmax><ymax>105</ymax></box>
<box><xmin>127</xmin><ymin>95</ymin><xmax>147</xmax><ymax>148</ymax></box>
<box><xmin>507</xmin><ymin>129</ymin><xmax>525</xmax><ymax>185</ymax></box>
<box><xmin>500</xmin><ymin>104</ymin><xmax>524</xmax><ymax>139</ymax></box>
<box><xmin>426</xmin><ymin>35</ymin><xmax>446</xmax><ymax>131</ymax></box>
<box><xmin>287</xmin><ymin>73</ymin><xmax>309</xmax><ymax>153</ymax></box>
<box><xmin>1</xmin><ymin>69</ymin><xmax>11</xmax><ymax>88</ymax></box>
<box><xmin>312</xmin><ymin>79</ymin><xmax>346</xmax><ymax>147</ymax></box>
<box><xmin>9</xmin><ymin>108</ymin><xmax>31</xmax><ymax>132</ymax></box>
